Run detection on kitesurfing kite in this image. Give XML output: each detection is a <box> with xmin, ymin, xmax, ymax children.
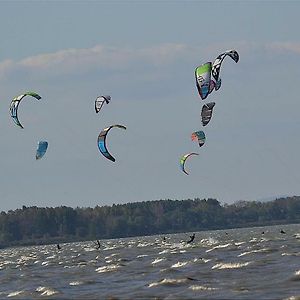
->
<box><xmin>36</xmin><ymin>141</ymin><xmax>48</xmax><ymax>160</ymax></box>
<box><xmin>180</xmin><ymin>152</ymin><xmax>199</xmax><ymax>175</ymax></box>
<box><xmin>214</xmin><ymin>78</ymin><xmax>222</xmax><ymax>91</ymax></box>
<box><xmin>97</xmin><ymin>124</ymin><xmax>126</xmax><ymax>162</ymax></box>
<box><xmin>195</xmin><ymin>62</ymin><xmax>212</xmax><ymax>100</ymax></box>
<box><xmin>95</xmin><ymin>95</ymin><xmax>111</xmax><ymax>113</ymax></box>
<box><xmin>211</xmin><ymin>49</ymin><xmax>239</xmax><ymax>82</ymax></box>
<box><xmin>201</xmin><ymin>102</ymin><xmax>215</xmax><ymax>127</ymax></box>
<box><xmin>191</xmin><ymin>130</ymin><xmax>206</xmax><ymax>147</ymax></box>
<box><xmin>10</xmin><ymin>92</ymin><xmax>42</xmax><ymax>129</ymax></box>
<box><xmin>208</xmin><ymin>80</ymin><xmax>215</xmax><ymax>94</ymax></box>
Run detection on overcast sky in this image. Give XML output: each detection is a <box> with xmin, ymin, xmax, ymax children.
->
<box><xmin>0</xmin><ymin>1</ymin><xmax>299</xmax><ymax>211</ymax></box>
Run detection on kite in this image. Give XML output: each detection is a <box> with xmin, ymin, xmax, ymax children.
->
<box><xmin>201</xmin><ymin>102</ymin><xmax>215</xmax><ymax>126</ymax></box>
<box><xmin>10</xmin><ymin>92</ymin><xmax>42</xmax><ymax>129</ymax></box>
<box><xmin>97</xmin><ymin>124</ymin><xmax>126</xmax><ymax>162</ymax></box>
<box><xmin>214</xmin><ymin>78</ymin><xmax>222</xmax><ymax>91</ymax></box>
<box><xmin>36</xmin><ymin>141</ymin><xmax>48</xmax><ymax>160</ymax></box>
<box><xmin>95</xmin><ymin>95</ymin><xmax>111</xmax><ymax>113</ymax></box>
<box><xmin>211</xmin><ymin>49</ymin><xmax>239</xmax><ymax>82</ymax></box>
<box><xmin>191</xmin><ymin>131</ymin><xmax>206</xmax><ymax>147</ymax></box>
<box><xmin>180</xmin><ymin>152</ymin><xmax>199</xmax><ymax>175</ymax></box>
<box><xmin>195</xmin><ymin>62</ymin><xmax>212</xmax><ymax>100</ymax></box>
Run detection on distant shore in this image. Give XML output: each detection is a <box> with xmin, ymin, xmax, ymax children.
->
<box><xmin>0</xmin><ymin>196</ymin><xmax>299</xmax><ymax>249</ymax></box>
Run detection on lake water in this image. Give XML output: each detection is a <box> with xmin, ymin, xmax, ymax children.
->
<box><xmin>0</xmin><ymin>224</ymin><xmax>299</xmax><ymax>299</ymax></box>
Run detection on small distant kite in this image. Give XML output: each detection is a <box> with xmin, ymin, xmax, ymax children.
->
<box><xmin>10</xmin><ymin>92</ymin><xmax>42</xmax><ymax>129</ymax></box>
<box><xmin>201</xmin><ymin>102</ymin><xmax>215</xmax><ymax>126</ymax></box>
<box><xmin>97</xmin><ymin>124</ymin><xmax>126</xmax><ymax>162</ymax></box>
<box><xmin>36</xmin><ymin>141</ymin><xmax>48</xmax><ymax>160</ymax></box>
<box><xmin>180</xmin><ymin>152</ymin><xmax>199</xmax><ymax>175</ymax></box>
<box><xmin>191</xmin><ymin>131</ymin><xmax>206</xmax><ymax>147</ymax></box>
<box><xmin>95</xmin><ymin>95</ymin><xmax>111</xmax><ymax>113</ymax></box>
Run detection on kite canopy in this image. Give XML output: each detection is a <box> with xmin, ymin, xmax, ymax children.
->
<box><xmin>97</xmin><ymin>124</ymin><xmax>126</xmax><ymax>162</ymax></box>
<box><xmin>195</xmin><ymin>62</ymin><xmax>212</xmax><ymax>100</ymax></box>
<box><xmin>201</xmin><ymin>102</ymin><xmax>215</xmax><ymax>127</ymax></box>
<box><xmin>214</xmin><ymin>78</ymin><xmax>222</xmax><ymax>91</ymax></box>
<box><xmin>180</xmin><ymin>152</ymin><xmax>199</xmax><ymax>175</ymax></box>
<box><xmin>211</xmin><ymin>49</ymin><xmax>239</xmax><ymax>82</ymax></box>
<box><xmin>36</xmin><ymin>141</ymin><xmax>48</xmax><ymax>160</ymax></box>
<box><xmin>95</xmin><ymin>95</ymin><xmax>111</xmax><ymax>113</ymax></box>
<box><xmin>191</xmin><ymin>130</ymin><xmax>206</xmax><ymax>147</ymax></box>
<box><xmin>10</xmin><ymin>92</ymin><xmax>42</xmax><ymax>129</ymax></box>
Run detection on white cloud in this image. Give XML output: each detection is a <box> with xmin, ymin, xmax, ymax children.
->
<box><xmin>265</xmin><ymin>42</ymin><xmax>300</xmax><ymax>54</ymax></box>
<box><xmin>0</xmin><ymin>44</ymin><xmax>196</xmax><ymax>79</ymax></box>
<box><xmin>1</xmin><ymin>41</ymin><xmax>299</xmax><ymax>81</ymax></box>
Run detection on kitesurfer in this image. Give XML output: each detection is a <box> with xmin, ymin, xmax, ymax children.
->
<box><xmin>96</xmin><ymin>240</ymin><xmax>101</xmax><ymax>249</ymax></box>
<box><xmin>187</xmin><ymin>233</ymin><xmax>195</xmax><ymax>244</ymax></box>
<box><xmin>57</xmin><ymin>244</ymin><xmax>61</xmax><ymax>250</ymax></box>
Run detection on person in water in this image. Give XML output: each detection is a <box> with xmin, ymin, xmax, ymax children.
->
<box><xmin>187</xmin><ymin>233</ymin><xmax>195</xmax><ymax>244</ymax></box>
<box><xmin>96</xmin><ymin>240</ymin><xmax>101</xmax><ymax>249</ymax></box>
<box><xmin>57</xmin><ymin>244</ymin><xmax>61</xmax><ymax>250</ymax></box>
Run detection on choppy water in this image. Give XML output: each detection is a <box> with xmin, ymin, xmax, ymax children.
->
<box><xmin>0</xmin><ymin>224</ymin><xmax>299</xmax><ymax>299</ymax></box>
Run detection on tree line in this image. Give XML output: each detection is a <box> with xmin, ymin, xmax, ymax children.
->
<box><xmin>0</xmin><ymin>196</ymin><xmax>299</xmax><ymax>248</ymax></box>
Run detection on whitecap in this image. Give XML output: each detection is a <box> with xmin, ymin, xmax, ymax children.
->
<box><xmin>206</xmin><ymin>243</ymin><xmax>232</xmax><ymax>253</ymax></box>
<box><xmin>151</xmin><ymin>258</ymin><xmax>165</xmax><ymax>265</ymax></box>
<box><xmin>137</xmin><ymin>242</ymin><xmax>151</xmax><ymax>248</ymax></box>
<box><xmin>282</xmin><ymin>252</ymin><xmax>300</xmax><ymax>257</ymax></box>
<box><xmin>103</xmin><ymin>246</ymin><xmax>117</xmax><ymax>251</ymax></box>
<box><xmin>104</xmin><ymin>253</ymin><xmax>118</xmax><ymax>260</ymax></box>
<box><xmin>137</xmin><ymin>254</ymin><xmax>148</xmax><ymax>258</ymax></box>
<box><xmin>171</xmin><ymin>261</ymin><xmax>188</xmax><ymax>268</ymax></box>
<box><xmin>200</xmin><ymin>237</ymin><xmax>219</xmax><ymax>246</ymax></box>
<box><xmin>7</xmin><ymin>291</ymin><xmax>24</xmax><ymax>297</ymax></box>
<box><xmin>36</xmin><ymin>286</ymin><xmax>58</xmax><ymax>296</ymax></box>
<box><xmin>148</xmin><ymin>278</ymin><xmax>187</xmax><ymax>287</ymax></box>
<box><xmin>235</xmin><ymin>242</ymin><xmax>246</xmax><ymax>246</ymax></box>
<box><xmin>189</xmin><ymin>285</ymin><xmax>218</xmax><ymax>291</ymax></box>
<box><xmin>45</xmin><ymin>255</ymin><xmax>56</xmax><ymax>260</ymax></box>
<box><xmin>69</xmin><ymin>281</ymin><xmax>84</xmax><ymax>286</ymax></box>
<box><xmin>95</xmin><ymin>264</ymin><xmax>120</xmax><ymax>273</ymax></box>
<box><xmin>212</xmin><ymin>261</ymin><xmax>251</xmax><ymax>270</ymax></box>
<box><xmin>238</xmin><ymin>248</ymin><xmax>269</xmax><ymax>257</ymax></box>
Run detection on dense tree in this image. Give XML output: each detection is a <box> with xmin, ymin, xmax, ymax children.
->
<box><xmin>0</xmin><ymin>197</ymin><xmax>299</xmax><ymax>248</ymax></box>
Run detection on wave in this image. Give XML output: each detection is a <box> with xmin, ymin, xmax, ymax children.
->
<box><xmin>212</xmin><ymin>261</ymin><xmax>251</xmax><ymax>270</ymax></box>
<box><xmin>206</xmin><ymin>243</ymin><xmax>232</xmax><ymax>253</ymax></box>
<box><xmin>189</xmin><ymin>285</ymin><xmax>218</xmax><ymax>291</ymax></box>
<box><xmin>36</xmin><ymin>286</ymin><xmax>58</xmax><ymax>296</ymax></box>
<box><xmin>171</xmin><ymin>261</ymin><xmax>189</xmax><ymax>268</ymax></box>
<box><xmin>148</xmin><ymin>277</ymin><xmax>193</xmax><ymax>288</ymax></box>
<box><xmin>69</xmin><ymin>281</ymin><xmax>84</xmax><ymax>286</ymax></box>
<box><xmin>238</xmin><ymin>248</ymin><xmax>270</xmax><ymax>257</ymax></box>
<box><xmin>151</xmin><ymin>258</ymin><xmax>166</xmax><ymax>265</ymax></box>
<box><xmin>95</xmin><ymin>264</ymin><xmax>121</xmax><ymax>273</ymax></box>
<box><xmin>7</xmin><ymin>291</ymin><xmax>25</xmax><ymax>298</ymax></box>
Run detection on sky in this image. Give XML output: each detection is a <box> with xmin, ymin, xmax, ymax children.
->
<box><xmin>0</xmin><ymin>1</ymin><xmax>300</xmax><ymax>211</ymax></box>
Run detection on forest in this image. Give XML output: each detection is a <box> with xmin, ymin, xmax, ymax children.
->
<box><xmin>0</xmin><ymin>196</ymin><xmax>299</xmax><ymax>248</ymax></box>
